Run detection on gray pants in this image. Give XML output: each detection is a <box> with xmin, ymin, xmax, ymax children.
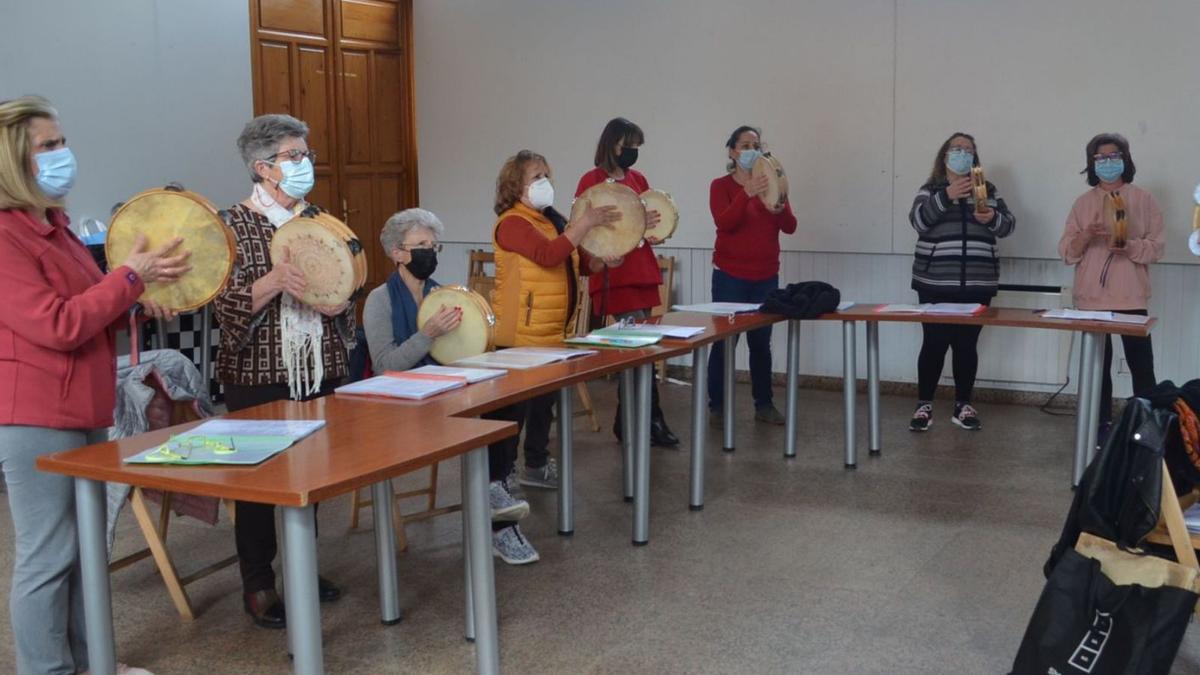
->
<box><xmin>0</xmin><ymin>425</ymin><xmax>106</xmax><ymax>675</ymax></box>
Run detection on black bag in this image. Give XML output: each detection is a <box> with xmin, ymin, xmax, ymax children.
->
<box><xmin>1012</xmin><ymin>548</ymin><xmax>1197</xmax><ymax>675</ymax></box>
<box><xmin>760</xmin><ymin>281</ymin><xmax>841</xmax><ymax>319</ymax></box>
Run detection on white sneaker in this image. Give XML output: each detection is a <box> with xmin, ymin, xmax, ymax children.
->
<box><xmin>489</xmin><ymin>480</ymin><xmax>529</xmax><ymax>521</ymax></box>
<box><xmin>492</xmin><ymin>524</ymin><xmax>539</xmax><ymax>565</ymax></box>
<box><xmin>518</xmin><ymin>457</ymin><xmax>559</xmax><ymax>490</ymax></box>
<box><xmin>118</xmin><ymin>666</ymin><xmax>155</xmax><ymax>675</ymax></box>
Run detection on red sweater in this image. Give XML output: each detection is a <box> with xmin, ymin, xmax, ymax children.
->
<box><xmin>575</xmin><ymin>167</ymin><xmax>661</xmax><ymax>316</ymax></box>
<box><xmin>709</xmin><ymin>174</ymin><xmax>797</xmax><ymax>281</ymax></box>
<box><xmin>0</xmin><ymin>208</ymin><xmax>145</xmax><ymax>429</ymax></box>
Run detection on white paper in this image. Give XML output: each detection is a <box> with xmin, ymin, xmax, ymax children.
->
<box><xmin>836</xmin><ymin>301</ymin><xmax>855</xmax><ymax>311</ymax></box>
<box><xmin>184</xmin><ymin>419</ymin><xmax>326</xmax><ymax>440</ymax></box>
<box><xmin>923</xmin><ymin>303</ymin><xmax>984</xmax><ymax>315</ymax></box>
<box><xmin>406</xmin><ymin>365</ymin><xmax>506</xmax><ymax>383</ymax></box>
<box><xmin>672</xmin><ymin>302</ymin><xmax>762</xmax><ymax>315</ymax></box>
<box><xmin>335</xmin><ymin>375</ymin><xmax>465</xmax><ymax>400</ymax></box>
<box><xmin>502</xmin><ymin>347</ymin><xmax>597</xmax><ymax>360</ymax></box>
<box><xmin>1040</xmin><ymin>309</ymin><xmax>1151</xmax><ymax>325</ymax></box>
<box><xmin>876</xmin><ymin>304</ymin><xmax>927</xmax><ymax>314</ymax></box>
<box><xmin>619</xmin><ymin>324</ymin><xmax>706</xmax><ymax>338</ymax></box>
<box><xmin>452</xmin><ymin>351</ymin><xmax>565</xmax><ymax>370</ymax></box>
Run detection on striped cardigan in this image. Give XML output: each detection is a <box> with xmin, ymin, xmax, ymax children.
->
<box><xmin>908</xmin><ymin>179</ymin><xmax>1015</xmax><ymax>302</ymax></box>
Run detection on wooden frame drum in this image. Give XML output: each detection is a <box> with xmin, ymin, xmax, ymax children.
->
<box><xmin>417</xmin><ymin>285</ymin><xmax>495</xmax><ymax>364</ymax></box>
<box><xmin>640</xmin><ymin>189</ymin><xmax>678</xmax><ymax>241</ymax></box>
<box><xmin>751</xmin><ymin>153</ymin><xmax>788</xmax><ymax>211</ymax></box>
<box><xmin>570</xmin><ymin>180</ymin><xmax>646</xmax><ymax>258</ymax></box>
<box><xmin>269</xmin><ymin>212</ymin><xmax>367</xmax><ymax>307</ymax></box>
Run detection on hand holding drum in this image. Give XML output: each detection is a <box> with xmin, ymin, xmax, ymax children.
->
<box><xmin>420</xmin><ymin>304</ymin><xmax>463</xmax><ymax>338</ymax></box>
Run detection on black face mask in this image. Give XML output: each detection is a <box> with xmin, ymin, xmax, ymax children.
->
<box><xmin>404</xmin><ymin>248</ymin><xmax>438</xmax><ymax>280</ymax></box>
<box><xmin>617</xmin><ymin>146</ymin><xmax>639</xmax><ymax>169</ymax></box>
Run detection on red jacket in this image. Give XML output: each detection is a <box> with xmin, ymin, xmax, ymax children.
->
<box><xmin>709</xmin><ymin>174</ymin><xmax>797</xmax><ymax>281</ymax></box>
<box><xmin>575</xmin><ymin>167</ymin><xmax>661</xmax><ymax>316</ymax></box>
<box><xmin>0</xmin><ymin>208</ymin><xmax>144</xmax><ymax>429</ymax></box>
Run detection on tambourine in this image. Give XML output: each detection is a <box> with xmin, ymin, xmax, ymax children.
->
<box><xmin>105</xmin><ymin>184</ymin><xmax>235</xmax><ymax>312</ymax></box>
<box><xmin>417</xmin><ymin>285</ymin><xmax>495</xmax><ymax>364</ymax></box>
<box><xmin>570</xmin><ymin>180</ymin><xmax>647</xmax><ymax>258</ymax></box>
<box><xmin>269</xmin><ymin>209</ymin><xmax>367</xmax><ymax>306</ymax></box>
<box><xmin>639</xmin><ymin>189</ymin><xmax>678</xmax><ymax>242</ymax></box>
<box><xmin>751</xmin><ymin>153</ymin><xmax>788</xmax><ymax>211</ymax></box>
<box><xmin>970</xmin><ymin>166</ymin><xmax>989</xmax><ymax>214</ymax></box>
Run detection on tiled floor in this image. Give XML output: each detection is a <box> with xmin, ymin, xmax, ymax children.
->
<box><xmin>2</xmin><ymin>382</ymin><xmax>1199</xmax><ymax>673</ymax></box>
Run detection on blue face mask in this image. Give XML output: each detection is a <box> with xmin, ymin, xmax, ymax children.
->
<box><xmin>737</xmin><ymin>149</ymin><xmax>762</xmax><ymax>171</ymax></box>
<box><xmin>35</xmin><ymin>147</ymin><xmax>77</xmax><ymax>199</ymax></box>
<box><xmin>1095</xmin><ymin>158</ymin><xmax>1125</xmax><ymax>183</ymax></box>
<box><xmin>270</xmin><ymin>156</ymin><xmax>315</xmax><ymax>199</ymax></box>
<box><xmin>945</xmin><ymin>149</ymin><xmax>974</xmax><ymax>176</ymax></box>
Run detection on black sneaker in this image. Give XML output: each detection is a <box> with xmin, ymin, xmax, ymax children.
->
<box><xmin>909</xmin><ymin>403</ymin><xmax>933</xmax><ymax>432</ymax></box>
<box><xmin>951</xmin><ymin>403</ymin><xmax>982</xmax><ymax>430</ymax></box>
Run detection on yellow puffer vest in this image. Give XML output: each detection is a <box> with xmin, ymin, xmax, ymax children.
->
<box><xmin>491</xmin><ymin>203</ymin><xmax>579</xmax><ymax>347</ymax></box>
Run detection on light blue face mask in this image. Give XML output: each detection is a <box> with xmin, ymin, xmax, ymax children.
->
<box><xmin>269</xmin><ymin>156</ymin><xmax>315</xmax><ymax>199</ymax></box>
<box><xmin>737</xmin><ymin>149</ymin><xmax>762</xmax><ymax>171</ymax></box>
<box><xmin>35</xmin><ymin>147</ymin><xmax>77</xmax><ymax>199</ymax></box>
<box><xmin>1095</xmin><ymin>158</ymin><xmax>1125</xmax><ymax>183</ymax></box>
<box><xmin>945</xmin><ymin>148</ymin><xmax>974</xmax><ymax>176</ymax></box>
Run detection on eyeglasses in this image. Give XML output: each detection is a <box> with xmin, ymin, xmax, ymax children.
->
<box><xmin>1093</xmin><ymin>152</ymin><xmax>1123</xmax><ymax>161</ymax></box>
<box><xmin>265</xmin><ymin>149</ymin><xmax>317</xmax><ymax>164</ymax></box>
<box><xmin>400</xmin><ymin>243</ymin><xmax>443</xmax><ymax>253</ymax></box>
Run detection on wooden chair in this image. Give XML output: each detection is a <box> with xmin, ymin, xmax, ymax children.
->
<box><xmin>652</xmin><ymin>255</ymin><xmax>676</xmax><ymax>381</ymax></box>
<box><xmin>1142</xmin><ymin>461</ymin><xmax>1200</xmax><ymax>617</ymax></box>
<box><xmin>348</xmin><ymin>468</ymin><xmax>460</xmax><ymax>552</ymax></box>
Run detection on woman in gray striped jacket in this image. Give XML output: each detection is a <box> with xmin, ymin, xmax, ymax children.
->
<box><xmin>907</xmin><ymin>132</ymin><xmax>1015</xmax><ymax>432</ymax></box>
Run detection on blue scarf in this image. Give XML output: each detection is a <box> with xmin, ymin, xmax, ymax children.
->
<box><xmin>385</xmin><ymin>271</ymin><xmax>439</xmax><ymax>367</ymax></box>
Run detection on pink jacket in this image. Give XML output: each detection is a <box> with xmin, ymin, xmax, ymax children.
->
<box><xmin>0</xmin><ymin>208</ymin><xmax>144</xmax><ymax>429</ymax></box>
<box><xmin>1058</xmin><ymin>184</ymin><xmax>1164</xmax><ymax>311</ymax></box>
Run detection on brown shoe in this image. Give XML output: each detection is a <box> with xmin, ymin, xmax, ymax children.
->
<box><xmin>243</xmin><ymin>589</ymin><xmax>286</xmax><ymax>629</ymax></box>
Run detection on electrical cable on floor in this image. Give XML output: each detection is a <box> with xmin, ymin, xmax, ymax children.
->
<box><xmin>1040</xmin><ymin>331</ymin><xmax>1076</xmax><ymax>416</ymax></box>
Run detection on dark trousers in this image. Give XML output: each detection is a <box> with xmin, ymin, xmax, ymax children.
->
<box><xmin>223</xmin><ymin>380</ymin><xmax>340</xmax><ymax>594</ymax></box>
<box><xmin>916</xmin><ymin>296</ymin><xmax>989</xmax><ymax>403</ymax></box>
<box><xmin>1097</xmin><ymin>309</ymin><xmax>1156</xmax><ymax>424</ymax></box>
<box><xmin>483</xmin><ymin>393</ymin><xmax>555</xmax><ymax>482</ymax></box>
<box><xmin>707</xmin><ymin>269</ymin><xmax>778</xmax><ymax>410</ymax></box>
<box><xmin>612</xmin><ymin>308</ymin><xmax>665</xmax><ymax>423</ymax></box>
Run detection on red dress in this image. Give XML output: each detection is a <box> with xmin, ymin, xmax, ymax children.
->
<box><xmin>575</xmin><ymin>167</ymin><xmax>662</xmax><ymax>316</ymax></box>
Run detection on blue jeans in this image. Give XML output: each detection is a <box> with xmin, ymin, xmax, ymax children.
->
<box><xmin>707</xmin><ymin>269</ymin><xmax>778</xmax><ymax>411</ymax></box>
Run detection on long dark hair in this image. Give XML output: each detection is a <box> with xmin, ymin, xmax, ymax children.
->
<box><xmin>928</xmin><ymin>132</ymin><xmax>980</xmax><ymax>184</ymax></box>
<box><xmin>594</xmin><ymin>117</ymin><xmax>644</xmax><ymax>175</ymax></box>
<box><xmin>725</xmin><ymin>125</ymin><xmax>762</xmax><ymax>172</ymax></box>
<box><xmin>1082</xmin><ymin>133</ymin><xmax>1136</xmax><ymax>186</ymax></box>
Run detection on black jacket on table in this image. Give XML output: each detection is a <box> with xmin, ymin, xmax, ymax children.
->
<box><xmin>908</xmin><ymin>179</ymin><xmax>1015</xmax><ymax>303</ymax></box>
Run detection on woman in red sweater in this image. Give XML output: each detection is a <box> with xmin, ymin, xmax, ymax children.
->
<box><xmin>708</xmin><ymin>125</ymin><xmax>797</xmax><ymax>425</ymax></box>
<box><xmin>0</xmin><ymin>96</ymin><xmax>187</xmax><ymax>675</ymax></box>
<box><xmin>575</xmin><ymin>117</ymin><xmax>678</xmax><ymax>447</ymax></box>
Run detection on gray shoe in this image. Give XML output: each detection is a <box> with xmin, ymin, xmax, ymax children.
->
<box><xmin>755</xmin><ymin>404</ymin><xmax>786</xmax><ymax>425</ymax></box>
<box><xmin>489</xmin><ymin>481</ymin><xmax>529</xmax><ymax>521</ymax></box>
<box><xmin>518</xmin><ymin>457</ymin><xmax>558</xmax><ymax>490</ymax></box>
<box><xmin>504</xmin><ymin>466</ymin><xmax>522</xmax><ymax>496</ymax></box>
<box><xmin>708</xmin><ymin>409</ymin><xmax>723</xmax><ymax>429</ymax></box>
<box><xmin>492</xmin><ymin>524</ymin><xmax>539</xmax><ymax>565</ymax></box>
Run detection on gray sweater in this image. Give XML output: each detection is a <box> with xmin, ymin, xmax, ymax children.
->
<box><xmin>362</xmin><ymin>283</ymin><xmax>435</xmax><ymax>372</ymax></box>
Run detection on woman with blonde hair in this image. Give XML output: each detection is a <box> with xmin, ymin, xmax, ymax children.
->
<box><xmin>0</xmin><ymin>95</ymin><xmax>187</xmax><ymax>675</ymax></box>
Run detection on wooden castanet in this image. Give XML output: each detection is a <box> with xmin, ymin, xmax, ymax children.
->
<box><xmin>1105</xmin><ymin>191</ymin><xmax>1128</xmax><ymax>248</ymax></box>
<box><xmin>970</xmin><ymin>166</ymin><xmax>989</xmax><ymax>214</ymax></box>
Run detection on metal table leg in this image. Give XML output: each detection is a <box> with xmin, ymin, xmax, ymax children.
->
<box><xmin>722</xmin><ymin>335</ymin><xmax>736</xmax><ymax>453</ymax></box>
<box><xmin>866</xmin><ymin>322</ymin><xmax>881</xmax><ymax>456</ymax></box>
<box><xmin>633</xmin><ymin>362</ymin><xmax>653</xmax><ymax>545</ymax></box>
<box><xmin>76</xmin><ymin>478</ymin><xmax>116</xmax><ymax>675</ymax></box>
<box><xmin>465</xmin><ymin>447</ymin><xmax>500</xmax><ymax>674</ymax></box>
<box><xmin>620</xmin><ymin>370</ymin><xmax>635</xmax><ymax>502</ymax></box>
<box><xmin>1084</xmin><ymin>332</ymin><xmax>1105</xmax><ymax>467</ymax></box>
<box><xmin>784</xmin><ymin>319</ymin><xmax>801</xmax><ymax>459</ymax></box>
<box><xmin>372</xmin><ymin>480</ymin><xmax>402</xmax><ymax>625</ymax></box>
<box><xmin>461</xmin><ymin>457</ymin><xmax>475</xmax><ymax>642</ymax></box>
<box><xmin>282</xmin><ymin>505</ymin><xmax>323</xmax><ymax>675</ymax></box>
<box><xmin>1072</xmin><ymin>332</ymin><xmax>1098</xmax><ymax>486</ymax></box>
<box><xmin>199</xmin><ymin>305</ymin><xmax>213</xmax><ymax>395</ymax></box>
<box><xmin>843</xmin><ymin>321</ymin><xmax>857</xmax><ymax>469</ymax></box>
<box><xmin>689</xmin><ymin>344</ymin><xmax>710</xmax><ymax>511</ymax></box>
<box><xmin>558</xmin><ymin>386</ymin><xmax>574</xmax><ymax>536</ymax></box>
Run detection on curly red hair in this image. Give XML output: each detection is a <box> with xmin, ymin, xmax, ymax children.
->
<box><xmin>494</xmin><ymin>150</ymin><xmax>550</xmax><ymax>215</ymax></box>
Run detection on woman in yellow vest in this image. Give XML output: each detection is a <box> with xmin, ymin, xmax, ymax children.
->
<box><xmin>487</xmin><ymin>149</ymin><xmax>619</xmax><ymax>562</ymax></box>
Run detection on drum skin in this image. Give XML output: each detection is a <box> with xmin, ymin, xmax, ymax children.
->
<box><xmin>417</xmin><ymin>285</ymin><xmax>495</xmax><ymax>364</ymax></box>
<box><xmin>105</xmin><ymin>187</ymin><xmax>235</xmax><ymax>312</ymax></box>
<box><xmin>570</xmin><ymin>181</ymin><xmax>647</xmax><ymax>258</ymax></box>
<box><xmin>269</xmin><ymin>212</ymin><xmax>367</xmax><ymax>307</ymax></box>
<box><xmin>640</xmin><ymin>189</ymin><xmax>678</xmax><ymax>241</ymax></box>
<box><xmin>751</xmin><ymin>154</ymin><xmax>788</xmax><ymax>211</ymax></box>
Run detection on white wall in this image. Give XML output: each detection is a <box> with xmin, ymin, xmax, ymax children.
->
<box><xmin>0</xmin><ymin>0</ymin><xmax>254</xmax><ymax>225</ymax></box>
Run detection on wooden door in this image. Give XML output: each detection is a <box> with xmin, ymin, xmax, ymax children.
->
<box><xmin>249</xmin><ymin>0</ymin><xmax>417</xmax><ymax>290</ymax></box>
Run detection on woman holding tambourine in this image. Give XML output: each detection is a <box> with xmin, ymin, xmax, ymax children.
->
<box><xmin>707</xmin><ymin>125</ymin><xmax>797</xmax><ymax>426</ymax></box>
<box><xmin>576</xmin><ymin>117</ymin><xmax>679</xmax><ymax>447</ymax></box>
<box><xmin>1058</xmin><ymin>133</ymin><xmax>1163</xmax><ymax>436</ymax></box>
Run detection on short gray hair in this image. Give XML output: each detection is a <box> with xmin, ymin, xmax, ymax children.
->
<box><xmin>237</xmin><ymin>114</ymin><xmax>309</xmax><ymax>182</ymax></box>
<box><xmin>380</xmin><ymin>208</ymin><xmax>445</xmax><ymax>254</ymax></box>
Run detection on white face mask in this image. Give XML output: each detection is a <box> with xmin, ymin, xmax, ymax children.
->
<box><xmin>526</xmin><ymin>177</ymin><xmax>554</xmax><ymax>210</ymax></box>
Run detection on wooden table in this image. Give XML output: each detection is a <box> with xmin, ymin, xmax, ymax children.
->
<box><xmin>806</xmin><ymin>305</ymin><xmax>1157</xmax><ymax>485</ymax></box>
<box><xmin>37</xmin><ymin>397</ymin><xmax>518</xmax><ymax>675</ymax></box>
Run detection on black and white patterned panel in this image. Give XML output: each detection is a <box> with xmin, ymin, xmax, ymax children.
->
<box><xmin>141</xmin><ymin>310</ymin><xmax>223</xmax><ymax>403</ymax></box>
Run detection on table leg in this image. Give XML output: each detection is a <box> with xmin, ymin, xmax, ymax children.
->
<box><xmin>371</xmin><ymin>480</ymin><xmax>402</xmax><ymax>625</ymax></box>
<box><xmin>689</xmin><ymin>344</ymin><xmax>710</xmax><ymax>511</ymax></box>
<box><xmin>282</xmin><ymin>505</ymin><xmax>323</xmax><ymax>675</ymax></box>
<box><xmin>633</xmin><ymin>362</ymin><xmax>653</xmax><ymax>545</ymax></box>
<box><xmin>199</xmin><ymin>305</ymin><xmax>213</xmax><ymax>394</ymax></box>
<box><xmin>461</xmin><ymin>457</ymin><xmax>475</xmax><ymax>642</ymax></box>
<box><xmin>76</xmin><ymin>478</ymin><xmax>116</xmax><ymax>675</ymax></box>
<box><xmin>1085</xmin><ymin>331</ymin><xmax>1105</xmax><ymax>466</ymax></box>
<box><xmin>867</xmin><ymin>321</ymin><xmax>881</xmax><ymax>456</ymax></box>
<box><xmin>620</xmin><ymin>370</ymin><xmax>635</xmax><ymax>503</ymax></box>
<box><xmin>1072</xmin><ymin>332</ymin><xmax>1098</xmax><ymax>486</ymax></box>
<box><xmin>465</xmin><ymin>447</ymin><xmax>500</xmax><ymax>674</ymax></box>
<box><xmin>843</xmin><ymin>321</ymin><xmax>857</xmax><ymax>469</ymax></box>
<box><xmin>784</xmin><ymin>319</ymin><xmax>801</xmax><ymax>459</ymax></box>
<box><xmin>557</xmin><ymin>386</ymin><xmax>574</xmax><ymax>536</ymax></box>
<box><xmin>723</xmin><ymin>335</ymin><xmax>736</xmax><ymax>452</ymax></box>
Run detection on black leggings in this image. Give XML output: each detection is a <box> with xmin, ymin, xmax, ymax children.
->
<box><xmin>1098</xmin><ymin>309</ymin><xmax>1156</xmax><ymax>424</ymax></box>
<box><xmin>915</xmin><ymin>296</ymin><xmax>990</xmax><ymax>403</ymax></box>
